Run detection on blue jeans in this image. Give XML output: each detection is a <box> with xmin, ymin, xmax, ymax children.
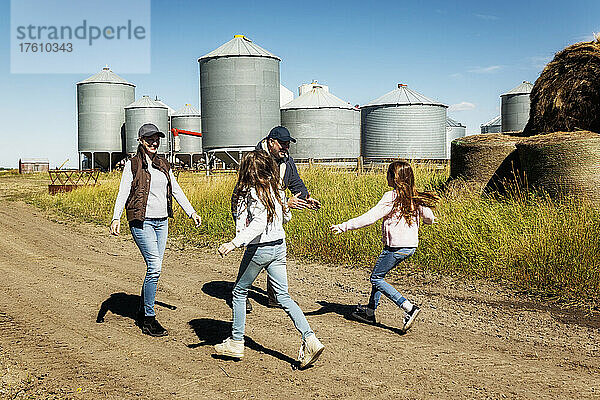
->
<box><xmin>130</xmin><ymin>218</ymin><xmax>168</xmax><ymax>317</ymax></box>
<box><xmin>231</xmin><ymin>242</ymin><xmax>313</xmax><ymax>342</ymax></box>
<box><xmin>367</xmin><ymin>247</ymin><xmax>416</xmax><ymax>310</ymax></box>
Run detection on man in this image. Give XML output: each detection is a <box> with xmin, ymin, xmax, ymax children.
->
<box><xmin>256</xmin><ymin>126</ymin><xmax>321</xmax><ymax>212</ymax></box>
<box><xmin>237</xmin><ymin>126</ymin><xmax>320</xmax><ymax>311</ymax></box>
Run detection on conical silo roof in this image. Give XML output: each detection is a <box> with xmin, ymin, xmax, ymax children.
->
<box><xmin>155</xmin><ymin>98</ymin><xmax>175</xmax><ymax>116</ymax></box>
<box><xmin>199</xmin><ymin>35</ymin><xmax>281</xmax><ymax>61</ymax></box>
<box><xmin>363</xmin><ymin>84</ymin><xmax>447</xmax><ymax>107</ymax></box>
<box><xmin>446</xmin><ymin>117</ymin><xmax>465</xmax><ymax>127</ymax></box>
<box><xmin>77</xmin><ymin>66</ymin><xmax>135</xmax><ymax>86</ymax></box>
<box><xmin>173</xmin><ymin>104</ymin><xmax>201</xmax><ymax>116</ymax></box>
<box><xmin>281</xmin><ymin>85</ymin><xmax>355</xmax><ymax>110</ymax></box>
<box><xmin>482</xmin><ymin>115</ymin><xmax>502</xmax><ymax>127</ymax></box>
<box><xmin>501</xmin><ymin>81</ymin><xmax>533</xmax><ymax>96</ymax></box>
<box><xmin>125</xmin><ymin>96</ymin><xmax>167</xmax><ymax>109</ymax></box>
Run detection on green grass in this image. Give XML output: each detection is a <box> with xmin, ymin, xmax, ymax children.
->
<box><xmin>25</xmin><ymin>165</ymin><xmax>600</xmax><ymax>304</ymax></box>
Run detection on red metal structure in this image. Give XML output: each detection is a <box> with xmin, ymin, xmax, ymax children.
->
<box><xmin>171</xmin><ymin>128</ymin><xmax>202</xmax><ymax>138</ymax></box>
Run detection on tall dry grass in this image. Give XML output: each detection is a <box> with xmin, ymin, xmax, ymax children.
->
<box><xmin>27</xmin><ymin>165</ymin><xmax>600</xmax><ymax>303</ymax></box>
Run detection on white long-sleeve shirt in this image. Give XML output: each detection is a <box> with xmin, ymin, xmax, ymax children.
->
<box><xmin>334</xmin><ymin>190</ymin><xmax>435</xmax><ymax>248</ymax></box>
<box><xmin>112</xmin><ymin>156</ymin><xmax>196</xmax><ymax>221</ymax></box>
<box><xmin>231</xmin><ymin>188</ymin><xmax>291</xmax><ymax>248</ymax></box>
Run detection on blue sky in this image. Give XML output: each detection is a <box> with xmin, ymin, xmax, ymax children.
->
<box><xmin>0</xmin><ymin>0</ymin><xmax>598</xmax><ymax>168</ymax></box>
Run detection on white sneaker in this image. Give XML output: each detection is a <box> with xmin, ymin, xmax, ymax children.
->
<box><xmin>402</xmin><ymin>305</ymin><xmax>421</xmax><ymax>333</ymax></box>
<box><xmin>214</xmin><ymin>337</ymin><xmax>244</xmax><ymax>359</ymax></box>
<box><xmin>298</xmin><ymin>334</ymin><xmax>324</xmax><ymax>369</ymax></box>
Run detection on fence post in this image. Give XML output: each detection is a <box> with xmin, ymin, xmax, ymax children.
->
<box><xmin>357</xmin><ymin>156</ymin><xmax>363</xmax><ymax>175</ymax></box>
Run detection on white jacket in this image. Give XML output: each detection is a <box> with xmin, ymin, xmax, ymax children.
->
<box><xmin>231</xmin><ymin>188</ymin><xmax>291</xmax><ymax>247</ymax></box>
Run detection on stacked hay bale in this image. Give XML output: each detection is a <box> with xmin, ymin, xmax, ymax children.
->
<box><xmin>517</xmin><ymin>37</ymin><xmax>600</xmax><ymax>204</ymax></box>
<box><xmin>449</xmin><ymin>37</ymin><xmax>600</xmax><ymax>203</ymax></box>
<box><xmin>517</xmin><ymin>131</ymin><xmax>600</xmax><ymax>203</ymax></box>
<box><xmin>450</xmin><ymin>134</ymin><xmax>521</xmax><ymax>192</ymax></box>
<box><xmin>524</xmin><ymin>38</ymin><xmax>600</xmax><ymax>135</ymax></box>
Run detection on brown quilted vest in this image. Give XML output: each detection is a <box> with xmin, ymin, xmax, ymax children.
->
<box><xmin>125</xmin><ymin>144</ymin><xmax>174</xmax><ymax>222</ymax></box>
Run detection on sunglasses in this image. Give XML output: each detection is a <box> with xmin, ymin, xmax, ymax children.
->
<box><xmin>142</xmin><ymin>136</ymin><xmax>160</xmax><ymax>144</ymax></box>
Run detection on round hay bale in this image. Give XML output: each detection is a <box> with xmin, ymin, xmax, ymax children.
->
<box><xmin>524</xmin><ymin>38</ymin><xmax>600</xmax><ymax>136</ymax></box>
<box><xmin>516</xmin><ymin>131</ymin><xmax>600</xmax><ymax>203</ymax></box>
<box><xmin>450</xmin><ymin>133</ymin><xmax>521</xmax><ymax>192</ymax></box>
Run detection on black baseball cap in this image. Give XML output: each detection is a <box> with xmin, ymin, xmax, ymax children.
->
<box><xmin>138</xmin><ymin>123</ymin><xmax>165</xmax><ymax>138</ymax></box>
<box><xmin>267</xmin><ymin>126</ymin><xmax>296</xmax><ymax>143</ymax></box>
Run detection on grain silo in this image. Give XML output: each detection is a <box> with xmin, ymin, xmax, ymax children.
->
<box><xmin>155</xmin><ymin>98</ymin><xmax>175</xmax><ymax>117</ymax></box>
<box><xmin>76</xmin><ymin>66</ymin><xmax>135</xmax><ymax>170</ymax></box>
<box><xmin>501</xmin><ymin>81</ymin><xmax>533</xmax><ymax>133</ymax></box>
<box><xmin>481</xmin><ymin>115</ymin><xmax>502</xmax><ymax>134</ymax></box>
<box><xmin>281</xmin><ymin>84</ymin><xmax>360</xmax><ymax>160</ymax></box>
<box><xmin>172</xmin><ymin>104</ymin><xmax>202</xmax><ymax>167</ymax></box>
<box><xmin>299</xmin><ymin>81</ymin><xmax>329</xmax><ymax>96</ymax></box>
<box><xmin>361</xmin><ymin>84</ymin><xmax>448</xmax><ymax>159</ymax></box>
<box><xmin>198</xmin><ymin>35</ymin><xmax>281</xmax><ymax>163</ymax></box>
<box><xmin>280</xmin><ymin>85</ymin><xmax>294</xmax><ymax>107</ymax></box>
<box><xmin>446</xmin><ymin>117</ymin><xmax>466</xmax><ymax>158</ymax></box>
<box><xmin>125</xmin><ymin>96</ymin><xmax>169</xmax><ymax>154</ymax></box>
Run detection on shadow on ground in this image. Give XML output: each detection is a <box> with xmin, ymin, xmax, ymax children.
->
<box><xmin>187</xmin><ymin>318</ymin><xmax>299</xmax><ymax>368</ymax></box>
<box><xmin>305</xmin><ymin>301</ymin><xmax>405</xmax><ymax>335</ymax></box>
<box><xmin>96</xmin><ymin>292</ymin><xmax>177</xmax><ymax>323</ymax></box>
<box><xmin>202</xmin><ymin>280</ymin><xmax>270</xmax><ymax>308</ymax></box>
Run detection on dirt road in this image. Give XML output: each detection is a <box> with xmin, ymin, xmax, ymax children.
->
<box><xmin>0</xmin><ymin>175</ymin><xmax>598</xmax><ymax>399</ymax></box>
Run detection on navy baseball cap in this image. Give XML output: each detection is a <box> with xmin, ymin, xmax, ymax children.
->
<box><xmin>138</xmin><ymin>123</ymin><xmax>165</xmax><ymax>138</ymax></box>
<box><xmin>267</xmin><ymin>126</ymin><xmax>296</xmax><ymax>143</ymax></box>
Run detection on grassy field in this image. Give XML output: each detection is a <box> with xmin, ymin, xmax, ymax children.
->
<box><xmin>26</xmin><ymin>165</ymin><xmax>600</xmax><ymax>305</ymax></box>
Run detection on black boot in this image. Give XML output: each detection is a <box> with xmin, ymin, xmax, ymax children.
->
<box><xmin>266</xmin><ymin>280</ymin><xmax>282</xmax><ymax>308</ymax></box>
<box><xmin>141</xmin><ymin>316</ymin><xmax>168</xmax><ymax>337</ymax></box>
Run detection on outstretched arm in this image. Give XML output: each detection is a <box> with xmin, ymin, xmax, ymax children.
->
<box><xmin>331</xmin><ymin>191</ymin><xmax>394</xmax><ymax>233</ymax></box>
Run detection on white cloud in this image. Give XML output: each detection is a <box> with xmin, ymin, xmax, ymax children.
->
<box><xmin>449</xmin><ymin>72</ymin><xmax>463</xmax><ymax>78</ymax></box>
<box><xmin>468</xmin><ymin>65</ymin><xmax>502</xmax><ymax>74</ymax></box>
<box><xmin>528</xmin><ymin>56</ymin><xmax>552</xmax><ymax>70</ymax></box>
<box><xmin>449</xmin><ymin>102</ymin><xmax>476</xmax><ymax>111</ymax></box>
<box><xmin>474</xmin><ymin>13</ymin><xmax>499</xmax><ymax>21</ymax></box>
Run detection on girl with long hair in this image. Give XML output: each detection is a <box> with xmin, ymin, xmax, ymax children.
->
<box><xmin>331</xmin><ymin>160</ymin><xmax>437</xmax><ymax>333</ymax></box>
<box><xmin>216</xmin><ymin>150</ymin><xmax>324</xmax><ymax>369</ymax></box>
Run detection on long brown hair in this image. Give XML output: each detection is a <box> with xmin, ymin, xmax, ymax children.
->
<box><xmin>233</xmin><ymin>150</ymin><xmax>285</xmax><ymax>224</ymax></box>
<box><xmin>387</xmin><ymin>161</ymin><xmax>438</xmax><ymax>226</ymax></box>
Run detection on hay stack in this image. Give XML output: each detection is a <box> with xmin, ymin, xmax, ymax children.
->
<box><xmin>517</xmin><ymin>131</ymin><xmax>600</xmax><ymax>203</ymax></box>
<box><xmin>450</xmin><ymin>133</ymin><xmax>521</xmax><ymax>191</ymax></box>
<box><xmin>524</xmin><ymin>38</ymin><xmax>600</xmax><ymax>136</ymax></box>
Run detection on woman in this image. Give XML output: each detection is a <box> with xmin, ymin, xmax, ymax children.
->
<box><xmin>110</xmin><ymin>123</ymin><xmax>201</xmax><ymax>337</ymax></box>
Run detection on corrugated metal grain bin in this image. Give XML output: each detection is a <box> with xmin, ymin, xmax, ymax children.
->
<box><xmin>198</xmin><ymin>35</ymin><xmax>281</xmax><ymax>152</ymax></box>
<box><xmin>501</xmin><ymin>81</ymin><xmax>532</xmax><ymax>133</ymax></box>
<box><xmin>481</xmin><ymin>115</ymin><xmax>502</xmax><ymax>134</ymax></box>
<box><xmin>76</xmin><ymin>67</ymin><xmax>135</xmax><ymax>167</ymax></box>
<box><xmin>125</xmin><ymin>96</ymin><xmax>169</xmax><ymax>154</ymax></box>
<box><xmin>281</xmin><ymin>85</ymin><xmax>360</xmax><ymax>160</ymax></box>
<box><xmin>361</xmin><ymin>84</ymin><xmax>448</xmax><ymax>159</ymax></box>
<box><xmin>172</xmin><ymin>104</ymin><xmax>202</xmax><ymax>155</ymax></box>
<box><xmin>446</xmin><ymin>117</ymin><xmax>466</xmax><ymax>158</ymax></box>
